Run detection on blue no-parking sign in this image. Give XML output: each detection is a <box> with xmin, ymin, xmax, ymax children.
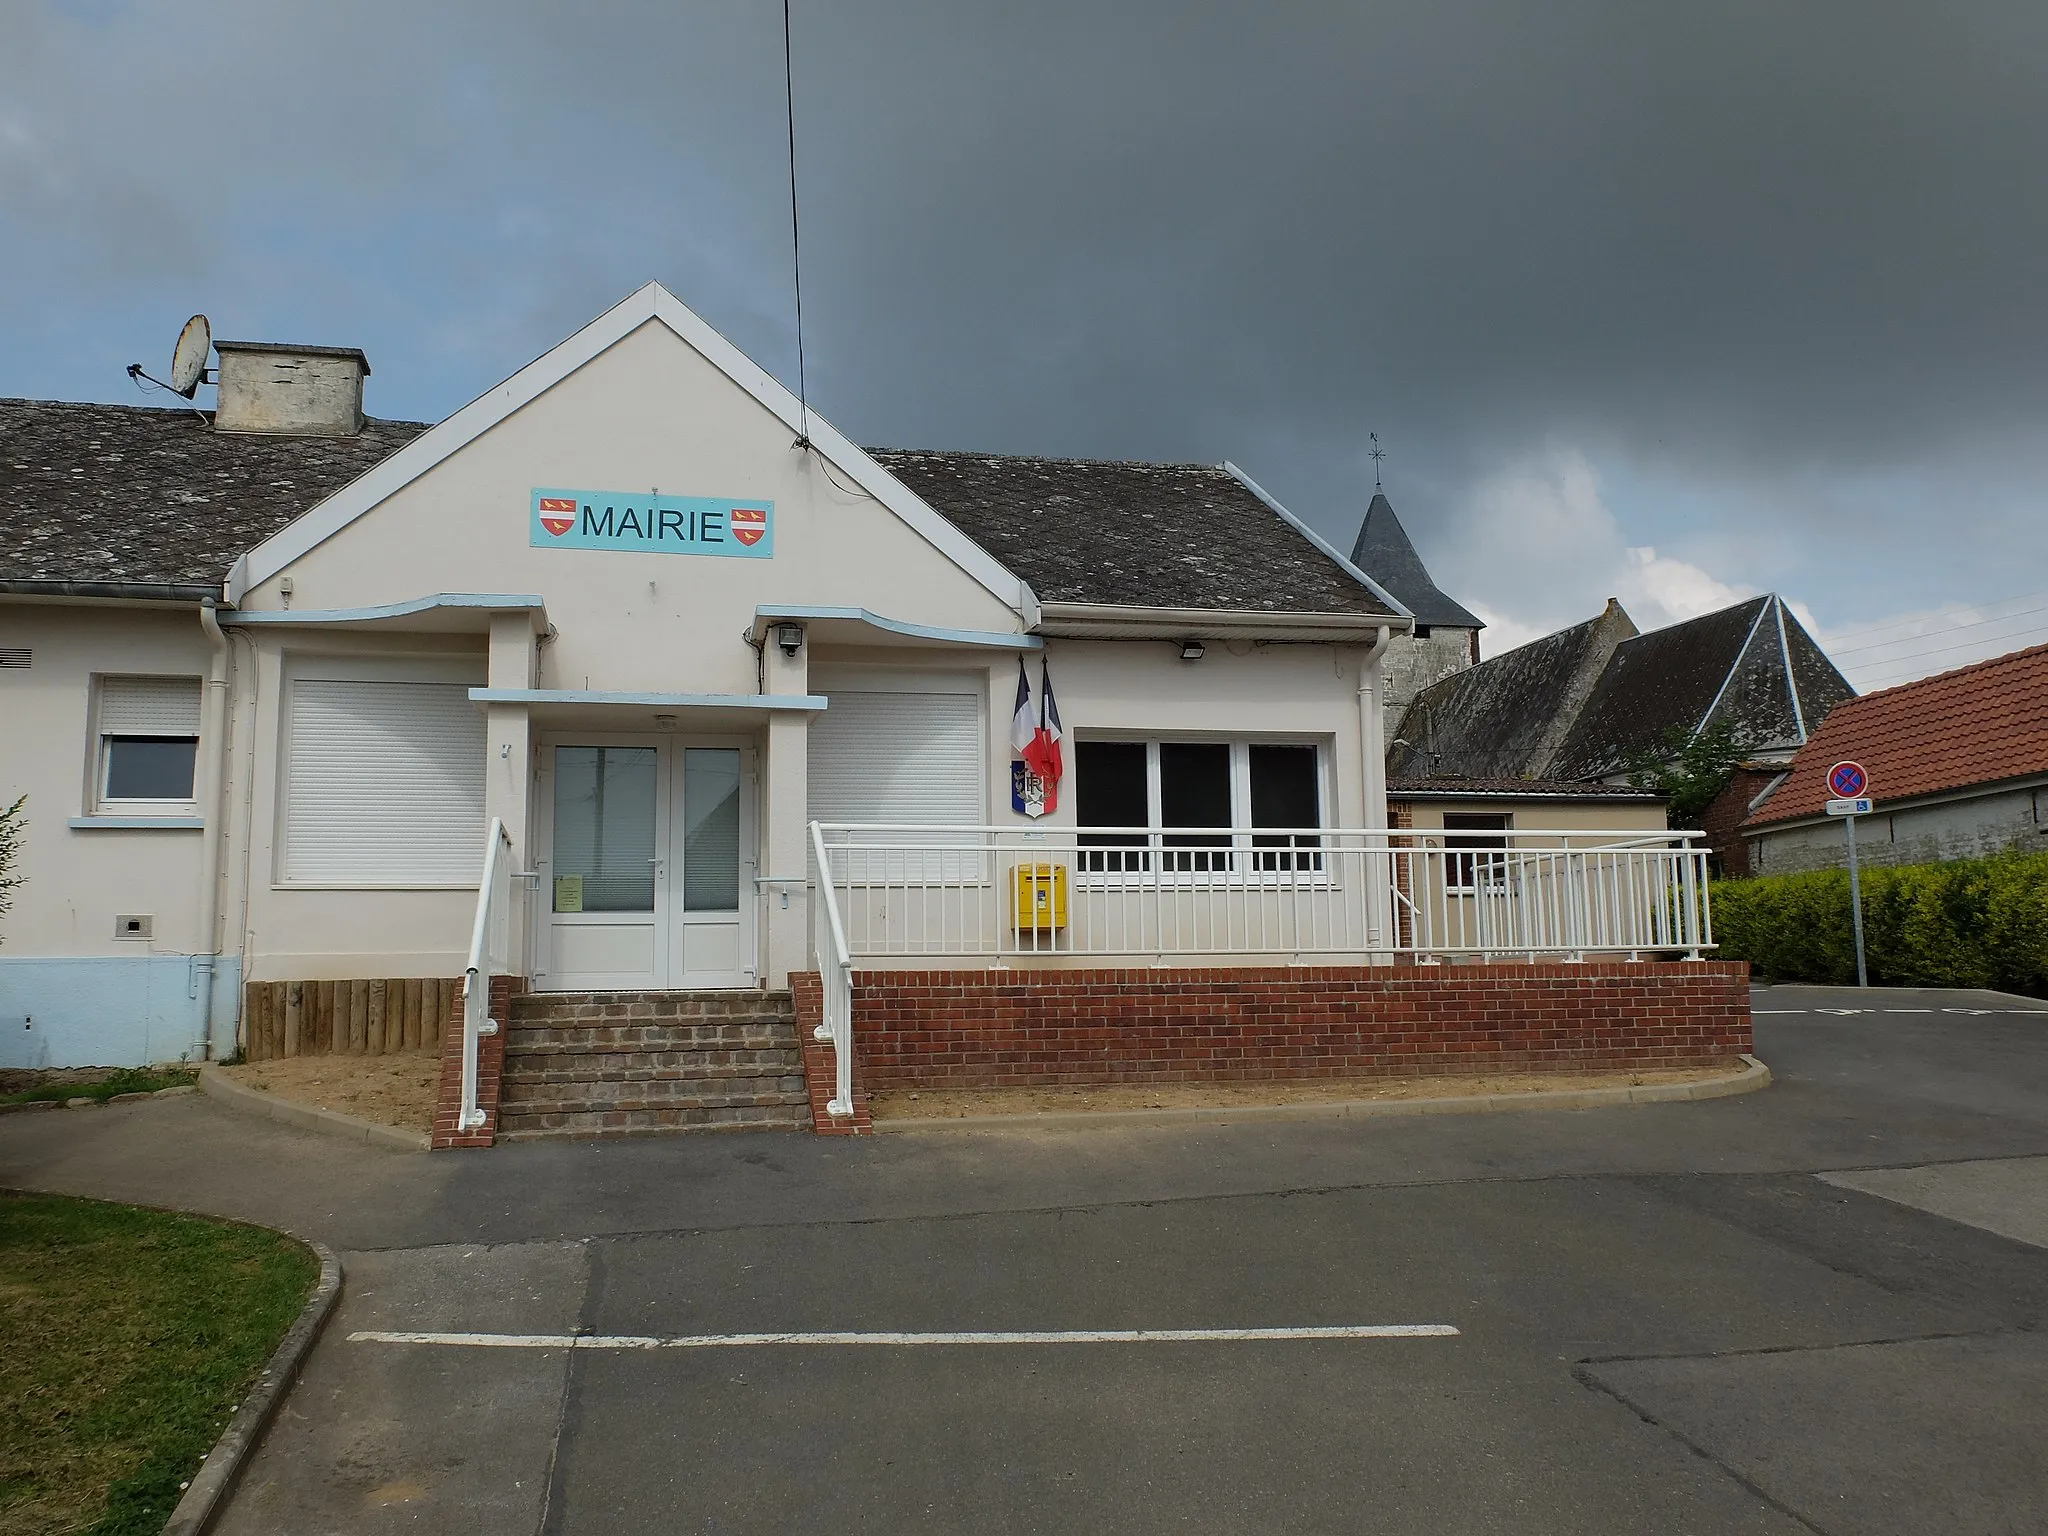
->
<box><xmin>1827</xmin><ymin>760</ymin><xmax>1868</xmax><ymax>799</ymax></box>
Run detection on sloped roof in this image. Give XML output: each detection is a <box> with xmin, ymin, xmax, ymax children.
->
<box><xmin>0</xmin><ymin>398</ymin><xmax>429</xmax><ymax>596</ymax></box>
<box><xmin>1744</xmin><ymin>642</ymin><xmax>2048</xmax><ymax>829</ymax></box>
<box><xmin>1547</xmin><ymin>595</ymin><xmax>1855</xmax><ymax>780</ymax></box>
<box><xmin>1347</xmin><ymin>491</ymin><xmax>1483</xmax><ymax>628</ymax></box>
<box><xmin>870</xmin><ymin>450</ymin><xmax>1396</xmax><ymax>616</ymax></box>
<box><xmin>1390</xmin><ymin>601</ymin><xmax>1635</xmax><ymax>779</ymax></box>
<box><xmin>1</xmin><ymin>397</ymin><xmax>1393</xmax><ymax>619</ymax></box>
<box><xmin>1388</xmin><ymin>776</ymin><xmax>1663</xmax><ymax>801</ymax></box>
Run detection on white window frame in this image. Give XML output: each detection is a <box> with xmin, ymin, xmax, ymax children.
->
<box><xmin>90</xmin><ymin>675</ymin><xmax>203</xmax><ymax>817</ymax></box>
<box><xmin>1074</xmin><ymin>735</ymin><xmax>1332</xmax><ymax>886</ymax></box>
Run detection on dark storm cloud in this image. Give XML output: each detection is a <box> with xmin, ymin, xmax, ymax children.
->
<box><xmin>4</xmin><ymin>1</ymin><xmax>2045</xmax><ymax>640</ymax></box>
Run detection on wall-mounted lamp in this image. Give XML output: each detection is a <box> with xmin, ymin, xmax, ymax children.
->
<box><xmin>653</xmin><ymin>713</ymin><xmax>678</xmax><ymax>731</ymax></box>
<box><xmin>1180</xmin><ymin>639</ymin><xmax>1205</xmax><ymax>661</ymax></box>
<box><xmin>773</xmin><ymin>623</ymin><xmax>806</xmax><ymax>657</ymax></box>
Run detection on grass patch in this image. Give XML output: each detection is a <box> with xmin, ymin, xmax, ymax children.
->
<box><xmin>1</xmin><ymin>1068</ymin><xmax>199</xmax><ymax>1108</ymax></box>
<box><xmin>0</xmin><ymin>1192</ymin><xmax>318</xmax><ymax>1536</ymax></box>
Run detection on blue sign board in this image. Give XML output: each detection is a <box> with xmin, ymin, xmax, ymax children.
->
<box><xmin>530</xmin><ymin>488</ymin><xmax>774</xmax><ymax>558</ymax></box>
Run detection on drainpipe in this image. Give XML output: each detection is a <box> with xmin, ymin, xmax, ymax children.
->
<box><xmin>1357</xmin><ymin>625</ymin><xmax>1395</xmax><ymax>954</ymax></box>
<box><xmin>196</xmin><ymin>600</ymin><xmax>231</xmax><ymax>1058</ymax></box>
<box><xmin>1357</xmin><ymin>625</ymin><xmax>1394</xmax><ymax>824</ymax></box>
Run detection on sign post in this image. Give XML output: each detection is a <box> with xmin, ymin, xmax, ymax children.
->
<box><xmin>1825</xmin><ymin>761</ymin><xmax>1872</xmax><ymax>987</ymax></box>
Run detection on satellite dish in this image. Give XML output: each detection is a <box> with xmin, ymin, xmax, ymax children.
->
<box><xmin>169</xmin><ymin>314</ymin><xmax>211</xmax><ymax>398</ymax></box>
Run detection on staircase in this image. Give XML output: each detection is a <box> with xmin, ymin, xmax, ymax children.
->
<box><xmin>496</xmin><ymin>990</ymin><xmax>810</xmax><ymax>1140</ymax></box>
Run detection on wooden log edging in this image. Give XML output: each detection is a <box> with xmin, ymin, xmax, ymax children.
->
<box><xmin>240</xmin><ymin>978</ymin><xmax>458</xmax><ymax>1060</ymax></box>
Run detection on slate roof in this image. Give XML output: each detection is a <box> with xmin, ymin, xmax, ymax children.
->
<box><xmin>0</xmin><ymin>399</ymin><xmax>429</xmax><ymax>597</ymax></box>
<box><xmin>1743</xmin><ymin>642</ymin><xmax>2048</xmax><ymax>829</ymax></box>
<box><xmin>869</xmin><ymin>449</ymin><xmax>1397</xmax><ymax>616</ymax></box>
<box><xmin>1548</xmin><ymin>595</ymin><xmax>1856</xmax><ymax>780</ymax></box>
<box><xmin>1347</xmin><ymin>491</ymin><xmax>1483</xmax><ymax>628</ymax></box>
<box><xmin>1388</xmin><ymin>776</ymin><xmax>1663</xmax><ymax>801</ymax></box>
<box><xmin>1390</xmin><ymin>602</ymin><xmax>1636</xmax><ymax>779</ymax></box>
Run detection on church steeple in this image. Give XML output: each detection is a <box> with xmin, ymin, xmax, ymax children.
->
<box><xmin>1349</xmin><ymin>489</ymin><xmax>1483</xmax><ymax>631</ymax></box>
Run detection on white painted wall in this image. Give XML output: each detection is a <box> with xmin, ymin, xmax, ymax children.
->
<box><xmin>242</xmin><ymin>320</ymin><xmax>1024</xmax><ymax>692</ymax></box>
<box><xmin>0</xmin><ymin>601</ymin><xmax>216</xmax><ymax>956</ymax></box>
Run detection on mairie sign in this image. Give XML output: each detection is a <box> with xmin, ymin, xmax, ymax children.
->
<box><xmin>530</xmin><ymin>488</ymin><xmax>774</xmax><ymax>559</ymax></box>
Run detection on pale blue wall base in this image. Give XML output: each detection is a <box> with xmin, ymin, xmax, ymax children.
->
<box><xmin>0</xmin><ymin>954</ymin><xmax>242</xmax><ymax>1069</ymax></box>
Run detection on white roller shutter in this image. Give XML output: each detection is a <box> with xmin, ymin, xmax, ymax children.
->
<box><xmin>808</xmin><ymin>689</ymin><xmax>984</xmax><ymax>882</ymax></box>
<box><xmin>808</xmin><ymin>690</ymin><xmax>983</xmax><ymax>825</ymax></box>
<box><xmin>99</xmin><ymin>676</ymin><xmax>201</xmax><ymax>735</ymax></box>
<box><xmin>285</xmin><ymin>679</ymin><xmax>486</xmax><ymax>884</ymax></box>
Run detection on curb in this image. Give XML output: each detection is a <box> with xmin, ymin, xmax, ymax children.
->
<box><xmin>875</xmin><ymin>1054</ymin><xmax>1773</xmax><ymax>1133</ymax></box>
<box><xmin>162</xmin><ymin>1241</ymin><xmax>343</xmax><ymax>1536</ymax></box>
<box><xmin>199</xmin><ymin>1066</ymin><xmax>429</xmax><ymax>1152</ymax></box>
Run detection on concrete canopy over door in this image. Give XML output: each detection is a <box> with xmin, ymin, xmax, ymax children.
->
<box><xmin>534</xmin><ymin>732</ymin><xmax>757</xmax><ymax>991</ymax></box>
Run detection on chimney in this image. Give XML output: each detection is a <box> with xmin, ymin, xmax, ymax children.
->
<box><xmin>211</xmin><ymin>340</ymin><xmax>370</xmax><ymax>435</ymax></box>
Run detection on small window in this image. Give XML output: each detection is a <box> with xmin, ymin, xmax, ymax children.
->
<box><xmin>1077</xmin><ymin>738</ymin><xmax>1328</xmax><ymax>876</ymax></box>
<box><xmin>1442</xmin><ymin>812</ymin><xmax>1510</xmax><ymax>892</ymax></box>
<box><xmin>95</xmin><ymin>676</ymin><xmax>201</xmax><ymax>811</ymax></box>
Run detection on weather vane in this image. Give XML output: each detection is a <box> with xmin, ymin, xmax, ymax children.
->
<box><xmin>1368</xmin><ymin>433</ymin><xmax>1386</xmax><ymax>491</ymax></box>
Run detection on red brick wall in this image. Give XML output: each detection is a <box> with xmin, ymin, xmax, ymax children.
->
<box><xmin>814</xmin><ymin>962</ymin><xmax>1749</xmax><ymax>1093</ymax></box>
<box><xmin>430</xmin><ymin>974</ymin><xmax>523</xmax><ymax>1150</ymax></box>
<box><xmin>1703</xmin><ymin>767</ymin><xmax>1782</xmax><ymax>879</ymax></box>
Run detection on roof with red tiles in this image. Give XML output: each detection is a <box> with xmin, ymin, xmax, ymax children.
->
<box><xmin>1742</xmin><ymin>642</ymin><xmax>2048</xmax><ymax>829</ymax></box>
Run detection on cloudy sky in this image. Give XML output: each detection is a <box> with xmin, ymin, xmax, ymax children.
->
<box><xmin>6</xmin><ymin>1</ymin><xmax>2047</xmax><ymax>688</ymax></box>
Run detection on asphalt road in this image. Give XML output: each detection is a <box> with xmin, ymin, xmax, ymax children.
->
<box><xmin>6</xmin><ymin>983</ymin><xmax>2047</xmax><ymax>1534</ymax></box>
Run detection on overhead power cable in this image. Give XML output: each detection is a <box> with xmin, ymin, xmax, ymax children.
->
<box><xmin>1827</xmin><ymin>601</ymin><xmax>2048</xmax><ymax>659</ymax></box>
<box><xmin>1818</xmin><ymin>586</ymin><xmax>2048</xmax><ymax>648</ymax></box>
<box><xmin>782</xmin><ymin>0</ymin><xmax>809</xmax><ymax>448</ymax></box>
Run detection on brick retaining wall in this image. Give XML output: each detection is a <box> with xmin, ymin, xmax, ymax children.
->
<box><xmin>431</xmin><ymin>974</ymin><xmax>521</xmax><ymax>1150</ymax></box>
<box><xmin>807</xmin><ymin>962</ymin><xmax>1749</xmax><ymax>1095</ymax></box>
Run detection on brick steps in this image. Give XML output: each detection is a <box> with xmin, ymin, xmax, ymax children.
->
<box><xmin>496</xmin><ymin>988</ymin><xmax>807</xmax><ymax>1140</ymax></box>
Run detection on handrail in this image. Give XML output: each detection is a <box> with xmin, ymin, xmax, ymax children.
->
<box><xmin>810</xmin><ymin>822</ymin><xmax>1713</xmax><ymax>963</ymax></box>
<box><xmin>459</xmin><ymin>818</ymin><xmax>513</xmax><ymax>1133</ymax></box>
<box><xmin>809</xmin><ymin>819</ymin><xmax>856</xmax><ymax>1118</ymax></box>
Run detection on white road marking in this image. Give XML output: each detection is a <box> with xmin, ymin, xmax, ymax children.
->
<box><xmin>349</xmin><ymin>1324</ymin><xmax>1460</xmax><ymax>1350</ymax></box>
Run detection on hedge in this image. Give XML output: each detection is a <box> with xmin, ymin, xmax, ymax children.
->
<box><xmin>1710</xmin><ymin>850</ymin><xmax>2048</xmax><ymax>996</ymax></box>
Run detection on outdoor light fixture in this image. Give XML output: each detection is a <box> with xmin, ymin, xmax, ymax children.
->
<box><xmin>773</xmin><ymin>623</ymin><xmax>806</xmax><ymax>657</ymax></box>
<box><xmin>1180</xmin><ymin>639</ymin><xmax>1205</xmax><ymax>661</ymax></box>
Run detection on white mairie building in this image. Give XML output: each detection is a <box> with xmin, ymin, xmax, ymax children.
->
<box><xmin>0</xmin><ymin>285</ymin><xmax>1728</xmax><ymax>1137</ymax></box>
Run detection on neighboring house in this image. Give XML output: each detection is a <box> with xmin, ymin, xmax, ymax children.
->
<box><xmin>1742</xmin><ymin>643</ymin><xmax>2048</xmax><ymax>875</ymax></box>
<box><xmin>1348</xmin><ymin>489</ymin><xmax>1484</xmax><ymax>734</ymax></box>
<box><xmin>1388</xmin><ymin>593</ymin><xmax>1854</xmax><ymax>873</ymax></box>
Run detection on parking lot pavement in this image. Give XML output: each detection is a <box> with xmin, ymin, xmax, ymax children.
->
<box><xmin>6</xmin><ymin>983</ymin><xmax>2048</xmax><ymax>1532</ymax></box>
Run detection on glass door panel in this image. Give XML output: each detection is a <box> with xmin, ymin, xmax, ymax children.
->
<box><xmin>672</xmin><ymin>745</ymin><xmax>752</xmax><ymax>986</ymax></box>
<box><xmin>542</xmin><ymin>741</ymin><xmax>666</xmax><ymax>990</ymax></box>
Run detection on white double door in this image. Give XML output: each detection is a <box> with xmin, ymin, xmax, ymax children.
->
<box><xmin>536</xmin><ymin>734</ymin><xmax>756</xmax><ymax>991</ymax></box>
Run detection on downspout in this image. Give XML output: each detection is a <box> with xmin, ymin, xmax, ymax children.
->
<box><xmin>196</xmin><ymin>600</ymin><xmax>231</xmax><ymax>1058</ymax></box>
<box><xmin>1358</xmin><ymin>625</ymin><xmax>1394</xmax><ymax>827</ymax></box>
<box><xmin>1358</xmin><ymin>625</ymin><xmax>1395</xmax><ymax>956</ymax></box>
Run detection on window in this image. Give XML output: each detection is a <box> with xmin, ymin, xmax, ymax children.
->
<box><xmin>1077</xmin><ymin>739</ymin><xmax>1326</xmax><ymax>875</ymax></box>
<box><xmin>1442</xmin><ymin>812</ymin><xmax>1510</xmax><ymax>892</ymax></box>
<box><xmin>95</xmin><ymin>676</ymin><xmax>201</xmax><ymax>812</ymax></box>
<box><xmin>808</xmin><ymin>681</ymin><xmax>985</xmax><ymax>880</ymax></box>
<box><xmin>283</xmin><ymin>676</ymin><xmax>487</xmax><ymax>885</ymax></box>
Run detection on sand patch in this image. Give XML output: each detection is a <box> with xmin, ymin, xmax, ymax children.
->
<box><xmin>220</xmin><ymin>1054</ymin><xmax>439</xmax><ymax>1132</ymax></box>
<box><xmin>869</xmin><ymin>1064</ymin><xmax>1740</xmax><ymax>1121</ymax></box>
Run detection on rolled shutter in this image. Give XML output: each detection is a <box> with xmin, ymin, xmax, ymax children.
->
<box><xmin>807</xmin><ymin>690</ymin><xmax>983</xmax><ymax>826</ymax></box>
<box><xmin>100</xmin><ymin>676</ymin><xmax>201</xmax><ymax>736</ymax></box>
<box><xmin>807</xmin><ymin>689</ymin><xmax>984</xmax><ymax>882</ymax></box>
<box><xmin>285</xmin><ymin>680</ymin><xmax>486</xmax><ymax>884</ymax></box>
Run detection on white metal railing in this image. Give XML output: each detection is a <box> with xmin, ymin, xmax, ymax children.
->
<box><xmin>459</xmin><ymin>818</ymin><xmax>516</xmax><ymax>1132</ymax></box>
<box><xmin>809</xmin><ymin>819</ymin><xmax>857</xmax><ymax>1118</ymax></box>
<box><xmin>809</xmin><ymin>822</ymin><xmax>1713</xmax><ymax>965</ymax></box>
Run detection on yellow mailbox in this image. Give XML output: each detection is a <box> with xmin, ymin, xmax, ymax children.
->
<box><xmin>1012</xmin><ymin>862</ymin><xmax>1070</xmax><ymax>931</ymax></box>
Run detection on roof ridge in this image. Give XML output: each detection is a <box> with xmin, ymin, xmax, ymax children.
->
<box><xmin>867</xmin><ymin>446</ymin><xmax>1224</xmax><ymax>472</ymax></box>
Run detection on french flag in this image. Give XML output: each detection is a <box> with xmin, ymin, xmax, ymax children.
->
<box><xmin>1021</xmin><ymin>658</ymin><xmax>1064</xmax><ymax>812</ymax></box>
